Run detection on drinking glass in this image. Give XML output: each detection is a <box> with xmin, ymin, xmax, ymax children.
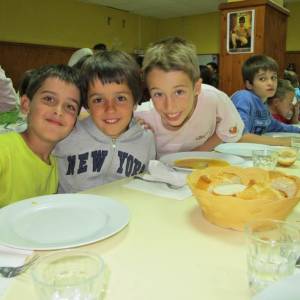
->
<box><xmin>252</xmin><ymin>149</ymin><xmax>278</xmax><ymax>170</ymax></box>
<box><xmin>291</xmin><ymin>136</ymin><xmax>300</xmax><ymax>159</ymax></box>
<box><xmin>32</xmin><ymin>250</ymin><xmax>105</xmax><ymax>300</ymax></box>
<box><xmin>245</xmin><ymin>219</ymin><xmax>300</xmax><ymax>295</ymax></box>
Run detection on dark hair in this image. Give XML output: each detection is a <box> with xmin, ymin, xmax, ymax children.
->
<box><xmin>93</xmin><ymin>43</ymin><xmax>107</xmax><ymax>51</ymax></box>
<box><xmin>200</xmin><ymin>65</ymin><xmax>219</xmax><ymax>88</ymax></box>
<box><xmin>206</xmin><ymin>61</ymin><xmax>218</xmax><ymax>73</ymax></box>
<box><xmin>284</xmin><ymin>70</ymin><xmax>299</xmax><ymax>88</ymax></box>
<box><xmin>25</xmin><ymin>64</ymin><xmax>82</xmax><ymax>112</ymax></box>
<box><xmin>239</xmin><ymin>16</ymin><xmax>245</xmax><ymax>23</ymax></box>
<box><xmin>267</xmin><ymin>79</ymin><xmax>295</xmax><ymax>105</ymax></box>
<box><xmin>80</xmin><ymin>50</ymin><xmax>142</xmax><ymax>109</ymax></box>
<box><xmin>199</xmin><ymin>65</ymin><xmax>213</xmax><ymax>85</ymax></box>
<box><xmin>18</xmin><ymin>69</ymin><xmax>35</xmax><ymax>97</ymax></box>
<box><xmin>242</xmin><ymin>55</ymin><xmax>278</xmax><ymax>84</ymax></box>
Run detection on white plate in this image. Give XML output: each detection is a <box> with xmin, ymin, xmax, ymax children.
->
<box><xmin>159</xmin><ymin>151</ymin><xmax>245</xmax><ymax>171</ymax></box>
<box><xmin>0</xmin><ymin>194</ymin><xmax>129</xmax><ymax>250</ymax></box>
<box><xmin>214</xmin><ymin>143</ymin><xmax>284</xmax><ymax>158</ymax></box>
<box><xmin>253</xmin><ymin>272</ymin><xmax>300</xmax><ymax>300</ymax></box>
<box><xmin>263</xmin><ymin>132</ymin><xmax>300</xmax><ymax>138</ymax></box>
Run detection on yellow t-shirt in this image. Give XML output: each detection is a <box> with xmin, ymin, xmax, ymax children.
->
<box><xmin>0</xmin><ymin>132</ymin><xmax>58</xmax><ymax>207</ymax></box>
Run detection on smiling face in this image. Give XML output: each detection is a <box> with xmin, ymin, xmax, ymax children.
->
<box><xmin>146</xmin><ymin>68</ymin><xmax>201</xmax><ymax>130</ymax></box>
<box><xmin>246</xmin><ymin>69</ymin><xmax>278</xmax><ymax>102</ymax></box>
<box><xmin>21</xmin><ymin>77</ymin><xmax>80</xmax><ymax>145</ymax></box>
<box><xmin>87</xmin><ymin>79</ymin><xmax>135</xmax><ymax>138</ymax></box>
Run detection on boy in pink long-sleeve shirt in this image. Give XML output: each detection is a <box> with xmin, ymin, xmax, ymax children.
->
<box><xmin>135</xmin><ymin>37</ymin><xmax>244</xmax><ymax>158</ymax></box>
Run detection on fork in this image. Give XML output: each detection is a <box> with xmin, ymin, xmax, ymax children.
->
<box><xmin>133</xmin><ymin>175</ymin><xmax>185</xmax><ymax>189</ymax></box>
<box><xmin>0</xmin><ymin>254</ymin><xmax>39</xmax><ymax>278</ymax></box>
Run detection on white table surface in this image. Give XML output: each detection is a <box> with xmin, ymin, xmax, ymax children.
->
<box><xmin>2</xmin><ymin>162</ymin><xmax>300</xmax><ymax>300</ymax></box>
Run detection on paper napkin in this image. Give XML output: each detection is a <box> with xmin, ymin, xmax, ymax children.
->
<box><xmin>147</xmin><ymin>160</ymin><xmax>187</xmax><ymax>186</ymax></box>
<box><xmin>124</xmin><ymin>160</ymin><xmax>192</xmax><ymax>200</ymax></box>
<box><xmin>0</xmin><ymin>245</ymin><xmax>33</xmax><ymax>297</ymax></box>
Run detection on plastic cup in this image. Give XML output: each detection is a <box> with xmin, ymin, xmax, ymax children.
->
<box><xmin>31</xmin><ymin>250</ymin><xmax>105</xmax><ymax>300</ymax></box>
<box><xmin>252</xmin><ymin>149</ymin><xmax>278</xmax><ymax>170</ymax></box>
<box><xmin>245</xmin><ymin>219</ymin><xmax>300</xmax><ymax>295</ymax></box>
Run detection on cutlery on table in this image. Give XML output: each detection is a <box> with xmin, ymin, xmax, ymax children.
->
<box><xmin>133</xmin><ymin>175</ymin><xmax>185</xmax><ymax>189</ymax></box>
<box><xmin>0</xmin><ymin>254</ymin><xmax>39</xmax><ymax>278</ymax></box>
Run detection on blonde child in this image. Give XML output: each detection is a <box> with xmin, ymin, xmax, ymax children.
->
<box><xmin>0</xmin><ymin>65</ymin><xmax>81</xmax><ymax>207</ymax></box>
<box><xmin>55</xmin><ymin>50</ymin><xmax>156</xmax><ymax>193</ymax></box>
<box><xmin>135</xmin><ymin>37</ymin><xmax>244</xmax><ymax>158</ymax></box>
<box><xmin>267</xmin><ymin>79</ymin><xmax>299</xmax><ymax>124</ymax></box>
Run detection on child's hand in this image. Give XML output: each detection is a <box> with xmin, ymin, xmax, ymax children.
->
<box><xmin>135</xmin><ymin>117</ymin><xmax>154</xmax><ymax>132</ymax></box>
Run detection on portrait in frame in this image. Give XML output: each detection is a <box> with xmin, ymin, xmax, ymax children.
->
<box><xmin>227</xmin><ymin>10</ymin><xmax>255</xmax><ymax>54</ymax></box>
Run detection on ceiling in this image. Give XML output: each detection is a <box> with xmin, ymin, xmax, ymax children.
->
<box><xmin>79</xmin><ymin>0</ymin><xmax>300</xmax><ymax>19</ymax></box>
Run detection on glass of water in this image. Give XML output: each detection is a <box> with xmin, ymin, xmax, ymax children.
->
<box><xmin>291</xmin><ymin>136</ymin><xmax>300</xmax><ymax>159</ymax></box>
<box><xmin>252</xmin><ymin>149</ymin><xmax>278</xmax><ymax>170</ymax></box>
<box><xmin>245</xmin><ymin>219</ymin><xmax>300</xmax><ymax>295</ymax></box>
<box><xmin>32</xmin><ymin>250</ymin><xmax>105</xmax><ymax>300</ymax></box>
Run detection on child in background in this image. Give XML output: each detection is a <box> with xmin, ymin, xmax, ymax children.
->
<box><xmin>0</xmin><ymin>65</ymin><xmax>81</xmax><ymax>207</ymax></box>
<box><xmin>267</xmin><ymin>79</ymin><xmax>299</xmax><ymax>124</ymax></box>
<box><xmin>284</xmin><ymin>69</ymin><xmax>300</xmax><ymax>99</ymax></box>
<box><xmin>0</xmin><ymin>66</ymin><xmax>18</xmax><ymax>112</ymax></box>
<box><xmin>55</xmin><ymin>50</ymin><xmax>156</xmax><ymax>193</ymax></box>
<box><xmin>68</xmin><ymin>48</ymin><xmax>93</xmax><ymax>67</ymax></box>
<box><xmin>135</xmin><ymin>37</ymin><xmax>244</xmax><ymax>158</ymax></box>
<box><xmin>231</xmin><ymin>55</ymin><xmax>300</xmax><ymax>146</ymax></box>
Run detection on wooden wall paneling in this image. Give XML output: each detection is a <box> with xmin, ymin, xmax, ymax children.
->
<box><xmin>264</xmin><ymin>6</ymin><xmax>287</xmax><ymax>77</ymax></box>
<box><xmin>254</xmin><ymin>6</ymin><xmax>266</xmax><ymax>54</ymax></box>
<box><xmin>219</xmin><ymin>1</ymin><xmax>289</xmax><ymax>96</ymax></box>
<box><xmin>219</xmin><ymin>7</ymin><xmax>258</xmax><ymax>95</ymax></box>
<box><xmin>0</xmin><ymin>42</ymin><xmax>77</xmax><ymax>89</ymax></box>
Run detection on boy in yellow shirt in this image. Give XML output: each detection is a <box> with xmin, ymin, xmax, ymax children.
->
<box><xmin>0</xmin><ymin>65</ymin><xmax>81</xmax><ymax>207</ymax></box>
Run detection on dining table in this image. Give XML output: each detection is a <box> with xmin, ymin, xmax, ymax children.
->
<box><xmin>2</xmin><ymin>158</ymin><xmax>300</xmax><ymax>300</ymax></box>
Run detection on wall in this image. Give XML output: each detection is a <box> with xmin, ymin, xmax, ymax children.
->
<box><xmin>1</xmin><ymin>0</ymin><xmax>299</xmax><ymax>54</ymax></box>
<box><xmin>157</xmin><ymin>12</ymin><xmax>220</xmax><ymax>54</ymax></box>
<box><xmin>286</xmin><ymin>2</ymin><xmax>300</xmax><ymax>51</ymax></box>
<box><xmin>0</xmin><ymin>0</ymin><xmax>158</xmax><ymax>52</ymax></box>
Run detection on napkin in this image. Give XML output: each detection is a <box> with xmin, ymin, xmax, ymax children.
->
<box><xmin>124</xmin><ymin>160</ymin><xmax>192</xmax><ymax>200</ymax></box>
<box><xmin>0</xmin><ymin>245</ymin><xmax>33</xmax><ymax>297</ymax></box>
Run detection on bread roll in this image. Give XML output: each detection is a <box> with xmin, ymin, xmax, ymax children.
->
<box><xmin>277</xmin><ymin>148</ymin><xmax>297</xmax><ymax>167</ymax></box>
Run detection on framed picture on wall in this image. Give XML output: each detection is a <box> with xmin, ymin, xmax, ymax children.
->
<box><xmin>227</xmin><ymin>9</ymin><xmax>255</xmax><ymax>54</ymax></box>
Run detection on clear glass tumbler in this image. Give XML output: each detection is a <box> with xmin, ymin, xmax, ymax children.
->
<box><xmin>291</xmin><ymin>136</ymin><xmax>300</xmax><ymax>159</ymax></box>
<box><xmin>252</xmin><ymin>149</ymin><xmax>278</xmax><ymax>170</ymax></box>
<box><xmin>31</xmin><ymin>250</ymin><xmax>105</xmax><ymax>300</ymax></box>
<box><xmin>245</xmin><ymin>219</ymin><xmax>300</xmax><ymax>295</ymax></box>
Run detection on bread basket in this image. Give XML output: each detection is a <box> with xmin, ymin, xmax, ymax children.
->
<box><xmin>187</xmin><ymin>166</ymin><xmax>300</xmax><ymax>231</ymax></box>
